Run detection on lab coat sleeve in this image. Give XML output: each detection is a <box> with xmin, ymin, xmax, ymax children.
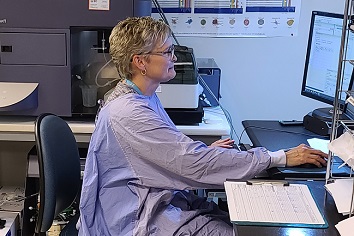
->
<box><xmin>109</xmin><ymin>99</ymin><xmax>271</xmax><ymax>190</ymax></box>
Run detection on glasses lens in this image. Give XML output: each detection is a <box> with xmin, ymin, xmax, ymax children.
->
<box><xmin>170</xmin><ymin>45</ymin><xmax>175</xmax><ymax>60</ymax></box>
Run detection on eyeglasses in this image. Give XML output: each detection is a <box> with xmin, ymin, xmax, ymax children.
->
<box><xmin>146</xmin><ymin>44</ymin><xmax>175</xmax><ymax>60</ymax></box>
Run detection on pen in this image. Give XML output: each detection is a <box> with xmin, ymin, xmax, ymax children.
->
<box><xmin>246</xmin><ymin>180</ymin><xmax>289</xmax><ymax>186</ymax></box>
<box><xmin>338</xmin><ymin>162</ymin><xmax>346</xmax><ymax>169</ymax></box>
<box><xmin>338</xmin><ymin>157</ymin><xmax>353</xmax><ymax>169</ymax></box>
<box><xmin>225</xmin><ymin>179</ymin><xmax>289</xmax><ymax>186</ymax></box>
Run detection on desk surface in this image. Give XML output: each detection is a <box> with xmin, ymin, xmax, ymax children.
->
<box><xmin>0</xmin><ymin>211</ymin><xmax>18</xmax><ymax>236</ymax></box>
<box><xmin>241</xmin><ymin>120</ymin><xmax>354</xmax><ymax>179</ymax></box>
<box><xmin>239</xmin><ymin>121</ymin><xmax>346</xmax><ymax>235</ymax></box>
<box><xmin>234</xmin><ymin>180</ymin><xmax>344</xmax><ymax>236</ymax></box>
<box><xmin>242</xmin><ymin>120</ymin><xmax>327</xmax><ymax>151</ymax></box>
<box><xmin>0</xmin><ymin>107</ymin><xmax>230</xmax><ymax>142</ymax></box>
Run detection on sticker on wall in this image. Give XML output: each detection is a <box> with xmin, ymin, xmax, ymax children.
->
<box><xmin>89</xmin><ymin>0</ymin><xmax>110</xmax><ymax>11</ymax></box>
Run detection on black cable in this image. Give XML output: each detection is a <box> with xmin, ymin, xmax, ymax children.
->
<box><xmin>238</xmin><ymin>127</ymin><xmax>249</xmax><ymax>145</ymax></box>
<box><xmin>152</xmin><ymin>0</ymin><xmax>169</xmax><ymax>25</ymax></box>
<box><xmin>152</xmin><ymin>0</ymin><xmax>180</xmax><ymax>46</ymax></box>
<box><xmin>198</xmin><ymin>75</ymin><xmax>240</xmax><ymax>141</ymax></box>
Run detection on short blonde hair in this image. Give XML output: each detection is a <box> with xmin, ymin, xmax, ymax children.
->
<box><xmin>109</xmin><ymin>16</ymin><xmax>172</xmax><ymax>80</ymax></box>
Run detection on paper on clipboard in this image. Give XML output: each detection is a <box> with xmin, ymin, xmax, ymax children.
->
<box><xmin>224</xmin><ymin>181</ymin><xmax>327</xmax><ymax>228</ymax></box>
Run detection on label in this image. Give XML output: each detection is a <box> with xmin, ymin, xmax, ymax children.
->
<box><xmin>89</xmin><ymin>0</ymin><xmax>110</xmax><ymax>11</ymax></box>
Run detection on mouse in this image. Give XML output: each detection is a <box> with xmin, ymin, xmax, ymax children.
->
<box><xmin>296</xmin><ymin>163</ymin><xmax>321</xmax><ymax>169</ymax></box>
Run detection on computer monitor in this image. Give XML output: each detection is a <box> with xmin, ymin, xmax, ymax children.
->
<box><xmin>301</xmin><ymin>11</ymin><xmax>354</xmax><ymax>121</ymax></box>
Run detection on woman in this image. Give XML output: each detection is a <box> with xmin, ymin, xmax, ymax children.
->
<box><xmin>78</xmin><ymin>16</ymin><xmax>327</xmax><ymax>236</ymax></box>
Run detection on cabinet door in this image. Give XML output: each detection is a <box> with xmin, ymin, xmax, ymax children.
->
<box><xmin>0</xmin><ymin>32</ymin><xmax>67</xmax><ymax>66</ymax></box>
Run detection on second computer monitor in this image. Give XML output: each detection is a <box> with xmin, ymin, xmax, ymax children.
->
<box><xmin>301</xmin><ymin>11</ymin><xmax>354</xmax><ymax>120</ymax></box>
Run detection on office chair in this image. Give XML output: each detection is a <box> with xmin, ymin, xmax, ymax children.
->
<box><xmin>34</xmin><ymin>113</ymin><xmax>81</xmax><ymax>236</ymax></box>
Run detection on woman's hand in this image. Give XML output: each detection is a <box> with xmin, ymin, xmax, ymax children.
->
<box><xmin>285</xmin><ymin>144</ymin><xmax>328</xmax><ymax>167</ymax></box>
<box><xmin>209</xmin><ymin>138</ymin><xmax>235</xmax><ymax>148</ymax></box>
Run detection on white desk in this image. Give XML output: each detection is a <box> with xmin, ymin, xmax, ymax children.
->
<box><xmin>0</xmin><ymin>107</ymin><xmax>230</xmax><ymax>143</ymax></box>
<box><xmin>0</xmin><ymin>211</ymin><xmax>19</xmax><ymax>236</ymax></box>
<box><xmin>0</xmin><ymin>107</ymin><xmax>230</xmax><ymax>186</ymax></box>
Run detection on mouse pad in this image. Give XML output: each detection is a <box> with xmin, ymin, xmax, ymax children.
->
<box><xmin>268</xmin><ymin>156</ymin><xmax>352</xmax><ymax>179</ymax></box>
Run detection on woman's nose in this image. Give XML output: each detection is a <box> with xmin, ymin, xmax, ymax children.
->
<box><xmin>172</xmin><ymin>54</ymin><xmax>177</xmax><ymax>62</ymax></box>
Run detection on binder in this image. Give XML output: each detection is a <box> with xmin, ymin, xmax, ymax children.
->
<box><xmin>224</xmin><ymin>180</ymin><xmax>328</xmax><ymax>228</ymax></box>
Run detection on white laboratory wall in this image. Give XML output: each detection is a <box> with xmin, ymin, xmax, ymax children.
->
<box><xmin>178</xmin><ymin>0</ymin><xmax>345</xmax><ymax>143</ymax></box>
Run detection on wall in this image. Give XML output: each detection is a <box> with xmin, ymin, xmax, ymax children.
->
<box><xmin>178</xmin><ymin>0</ymin><xmax>345</xmax><ymax>144</ymax></box>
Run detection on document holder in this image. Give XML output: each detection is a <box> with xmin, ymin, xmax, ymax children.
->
<box><xmin>224</xmin><ymin>180</ymin><xmax>328</xmax><ymax>228</ymax></box>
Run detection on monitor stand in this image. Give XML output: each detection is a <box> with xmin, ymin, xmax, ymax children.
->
<box><xmin>312</xmin><ymin>107</ymin><xmax>348</xmax><ymax>122</ymax></box>
<box><xmin>303</xmin><ymin>107</ymin><xmax>349</xmax><ymax>136</ymax></box>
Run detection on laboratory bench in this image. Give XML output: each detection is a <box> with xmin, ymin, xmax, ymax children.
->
<box><xmin>0</xmin><ymin>211</ymin><xmax>20</xmax><ymax>236</ymax></box>
<box><xmin>0</xmin><ymin>106</ymin><xmax>231</xmax><ymax>186</ymax></box>
<box><xmin>0</xmin><ymin>106</ymin><xmax>230</xmax><ymax>143</ymax></box>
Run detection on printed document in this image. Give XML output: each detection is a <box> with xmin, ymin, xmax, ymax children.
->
<box><xmin>325</xmin><ymin>178</ymin><xmax>354</xmax><ymax>215</ymax></box>
<box><xmin>336</xmin><ymin>216</ymin><xmax>354</xmax><ymax>236</ymax></box>
<box><xmin>224</xmin><ymin>181</ymin><xmax>326</xmax><ymax>227</ymax></box>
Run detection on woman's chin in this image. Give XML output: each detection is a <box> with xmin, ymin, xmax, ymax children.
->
<box><xmin>163</xmin><ymin>77</ymin><xmax>175</xmax><ymax>83</ymax></box>
<box><xmin>166</xmin><ymin>71</ymin><xmax>176</xmax><ymax>81</ymax></box>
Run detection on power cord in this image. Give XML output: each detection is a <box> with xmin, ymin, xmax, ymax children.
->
<box><xmin>198</xmin><ymin>75</ymin><xmax>240</xmax><ymax>142</ymax></box>
<box><xmin>152</xmin><ymin>0</ymin><xmax>180</xmax><ymax>46</ymax></box>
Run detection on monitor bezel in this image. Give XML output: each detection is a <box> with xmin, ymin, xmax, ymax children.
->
<box><xmin>301</xmin><ymin>11</ymin><xmax>353</xmax><ymax>111</ymax></box>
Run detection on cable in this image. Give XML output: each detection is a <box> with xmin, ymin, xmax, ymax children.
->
<box><xmin>93</xmin><ymin>31</ymin><xmax>120</xmax><ymax>88</ymax></box>
<box><xmin>94</xmin><ymin>58</ymin><xmax>119</xmax><ymax>88</ymax></box>
<box><xmin>198</xmin><ymin>75</ymin><xmax>240</xmax><ymax>141</ymax></box>
<box><xmin>152</xmin><ymin>0</ymin><xmax>180</xmax><ymax>46</ymax></box>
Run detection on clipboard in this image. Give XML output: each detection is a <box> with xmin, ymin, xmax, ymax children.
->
<box><xmin>224</xmin><ymin>180</ymin><xmax>328</xmax><ymax>228</ymax></box>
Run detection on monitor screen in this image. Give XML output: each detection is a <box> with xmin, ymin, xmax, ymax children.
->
<box><xmin>301</xmin><ymin>11</ymin><xmax>354</xmax><ymax>119</ymax></box>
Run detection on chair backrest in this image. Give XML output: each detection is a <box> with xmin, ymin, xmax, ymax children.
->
<box><xmin>34</xmin><ymin>113</ymin><xmax>81</xmax><ymax>233</ymax></box>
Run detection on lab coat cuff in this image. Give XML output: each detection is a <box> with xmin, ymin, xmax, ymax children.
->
<box><xmin>268</xmin><ymin>150</ymin><xmax>286</xmax><ymax>168</ymax></box>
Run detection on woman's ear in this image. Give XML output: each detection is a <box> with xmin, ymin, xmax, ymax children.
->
<box><xmin>131</xmin><ymin>55</ymin><xmax>146</xmax><ymax>71</ymax></box>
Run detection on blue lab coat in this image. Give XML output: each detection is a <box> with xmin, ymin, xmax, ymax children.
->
<box><xmin>78</xmin><ymin>81</ymin><xmax>284</xmax><ymax>235</ymax></box>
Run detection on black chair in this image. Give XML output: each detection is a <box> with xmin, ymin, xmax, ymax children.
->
<box><xmin>34</xmin><ymin>113</ymin><xmax>81</xmax><ymax>235</ymax></box>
